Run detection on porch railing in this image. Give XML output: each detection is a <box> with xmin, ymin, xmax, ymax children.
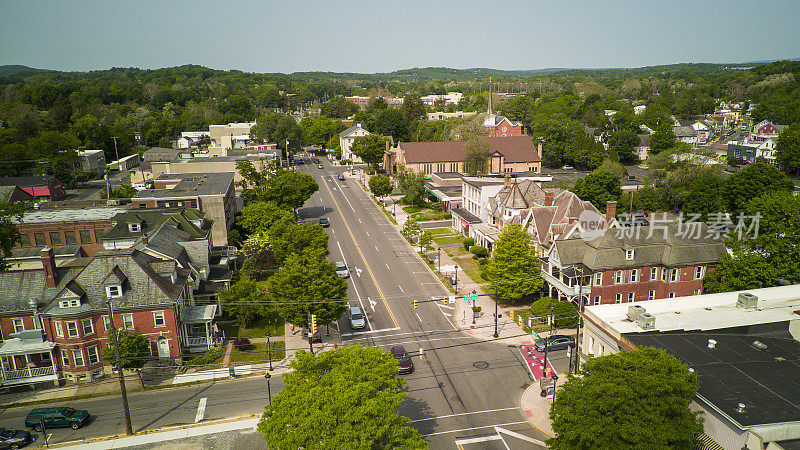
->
<box><xmin>4</xmin><ymin>365</ymin><xmax>56</xmax><ymax>380</ymax></box>
<box><xmin>187</xmin><ymin>336</ymin><xmax>209</xmax><ymax>347</ymax></box>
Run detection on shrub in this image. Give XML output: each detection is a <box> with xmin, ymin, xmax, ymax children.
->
<box><xmin>530</xmin><ymin>297</ymin><xmax>577</xmax><ymax>328</ymax></box>
<box><xmin>463</xmin><ymin>237</ymin><xmax>475</xmax><ymax>251</ymax></box>
<box><xmin>233</xmin><ymin>337</ymin><xmax>252</xmax><ymax>351</ymax></box>
<box><xmin>429</xmin><ymin>202</ymin><xmax>445</xmax><ymax>212</ymax></box>
<box><xmin>185</xmin><ymin>348</ymin><xmax>224</xmax><ymax>367</ymax></box>
<box><xmin>471</xmin><ymin>245</ymin><xmax>488</xmax><ymax>258</ymax></box>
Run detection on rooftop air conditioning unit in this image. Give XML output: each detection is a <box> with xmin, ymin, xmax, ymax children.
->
<box><xmin>637</xmin><ymin>312</ymin><xmax>655</xmax><ymax>330</ymax></box>
<box><xmin>627</xmin><ymin>305</ymin><xmax>645</xmax><ymax>322</ymax></box>
<box><xmin>737</xmin><ymin>292</ymin><xmax>758</xmax><ymax>310</ymax></box>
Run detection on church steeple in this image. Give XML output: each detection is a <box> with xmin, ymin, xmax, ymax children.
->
<box><xmin>487</xmin><ymin>77</ymin><xmax>493</xmax><ymax>116</ymax></box>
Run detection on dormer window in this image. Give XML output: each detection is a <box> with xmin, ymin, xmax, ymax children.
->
<box><xmin>106</xmin><ymin>285</ymin><xmax>122</xmax><ymax>298</ymax></box>
<box><xmin>625</xmin><ymin>249</ymin><xmax>634</xmax><ymax>260</ymax></box>
<box><xmin>60</xmin><ymin>298</ymin><xmax>81</xmax><ymax>308</ymax></box>
<box><xmin>129</xmin><ymin>223</ymin><xmax>141</xmax><ymax>232</ymax></box>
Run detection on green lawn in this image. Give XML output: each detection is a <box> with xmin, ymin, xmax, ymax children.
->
<box><xmin>403</xmin><ymin>206</ymin><xmax>424</xmax><ymax>214</ymax></box>
<box><xmin>462</xmin><ymin>267</ymin><xmax>487</xmax><ymax>285</ymax></box>
<box><xmin>445</xmin><ymin>247</ymin><xmax>467</xmax><ymax>257</ymax></box>
<box><xmin>425</xmin><ymin>227</ymin><xmax>454</xmax><ymax>236</ymax></box>
<box><xmin>229</xmin><ymin>341</ymin><xmax>286</xmax><ymax>364</ymax></box>
<box><xmin>432</xmin><ymin>235</ymin><xmax>463</xmax><ymax>245</ymax></box>
<box><xmin>218</xmin><ymin>316</ymin><xmax>285</xmax><ymax>340</ymax></box>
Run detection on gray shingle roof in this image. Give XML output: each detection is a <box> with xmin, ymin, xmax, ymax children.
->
<box><xmin>339</xmin><ymin>125</ymin><xmax>367</xmax><ymax>138</ymax></box>
<box><xmin>101</xmin><ymin>209</ymin><xmax>211</xmax><ymax>241</ymax></box>
<box><xmin>0</xmin><ymin>267</ymin><xmax>81</xmax><ymax>314</ymax></box>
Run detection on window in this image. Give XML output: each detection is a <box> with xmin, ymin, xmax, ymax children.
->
<box><xmin>614</xmin><ymin>270</ymin><xmax>624</xmax><ymax>284</ymax></box>
<box><xmin>55</xmin><ymin>321</ymin><xmax>63</xmax><ymax>338</ymax></box>
<box><xmin>81</xmin><ymin>318</ymin><xmax>94</xmax><ymax>336</ymax></box>
<box><xmin>61</xmin><ymin>349</ymin><xmax>70</xmax><ymax>367</ymax></box>
<box><xmin>625</xmin><ymin>249</ymin><xmax>634</xmax><ymax>260</ymax></box>
<box><xmin>72</xmin><ymin>349</ymin><xmax>84</xmax><ymax>367</ymax></box>
<box><xmin>49</xmin><ymin>232</ymin><xmax>62</xmax><ymax>246</ymax></box>
<box><xmin>102</xmin><ymin>315</ymin><xmax>112</xmax><ymax>332</ymax></box>
<box><xmin>615</xmin><ymin>293</ymin><xmax>622</xmax><ymax>304</ymax></box>
<box><xmin>64</xmin><ymin>231</ymin><xmax>77</xmax><ymax>245</ymax></box>
<box><xmin>34</xmin><ymin>233</ymin><xmax>46</xmax><ymax>247</ymax></box>
<box><xmin>128</xmin><ymin>223</ymin><xmax>141</xmax><ymax>232</ymax></box>
<box><xmin>650</xmin><ymin>267</ymin><xmax>658</xmax><ymax>281</ymax></box>
<box><xmin>694</xmin><ymin>266</ymin><xmax>705</xmax><ymax>280</ymax></box>
<box><xmin>593</xmin><ymin>296</ymin><xmax>601</xmax><ymax>305</ymax></box>
<box><xmin>18</xmin><ymin>233</ymin><xmax>31</xmax><ymax>247</ymax></box>
<box><xmin>648</xmin><ymin>290</ymin><xmax>656</xmax><ymax>300</ymax></box>
<box><xmin>122</xmin><ymin>314</ymin><xmax>134</xmax><ymax>330</ymax></box>
<box><xmin>87</xmin><ymin>346</ymin><xmax>99</xmax><ymax>365</ymax></box>
<box><xmin>628</xmin><ymin>292</ymin><xmax>635</xmax><ymax>302</ymax></box>
<box><xmin>153</xmin><ymin>311</ymin><xmax>165</xmax><ymax>327</ymax></box>
<box><xmin>60</xmin><ymin>298</ymin><xmax>80</xmax><ymax>308</ymax></box>
<box><xmin>66</xmin><ymin>322</ymin><xmax>79</xmax><ymax>338</ymax></box>
<box><xmin>668</xmin><ymin>292</ymin><xmax>676</xmax><ymax>298</ymax></box>
<box><xmin>629</xmin><ymin>269</ymin><xmax>639</xmax><ymax>283</ymax></box>
<box><xmin>593</xmin><ymin>273</ymin><xmax>602</xmax><ymax>286</ymax></box>
<box><xmin>661</xmin><ymin>268</ymin><xmax>668</xmax><ymax>282</ymax></box>
<box><xmin>590</xmin><ymin>337</ymin><xmax>596</xmax><ymax>354</ymax></box>
<box><xmin>669</xmin><ymin>269</ymin><xmax>680</xmax><ymax>282</ymax></box>
<box><xmin>694</xmin><ymin>289</ymin><xmax>702</xmax><ymax>295</ymax></box>
<box><xmin>79</xmin><ymin>230</ymin><xmax>92</xmax><ymax>244</ymax></box>
<box><xmin>12</xmin><ymin>318</ymin><xmax>24</xmax><ymax>333</ymax></box>
<box><xmin>106</xmin><ymin>285</ymin><xmax>122</xmax><ymax>298</ymax></box>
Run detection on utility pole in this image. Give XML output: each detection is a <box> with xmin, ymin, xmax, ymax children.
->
<box><xmin>112</xmin><ymin>136</ymin><xmax>120</xmax><ymax>164</ymax></box>
<box><xmin>106</xmin><ymin>301</ymin><xmax>133</xmax><ymax>435</ymax></box>
<box><xmin>544</xmin><ymin>302</ymin><xmax>554</xmax><ymax>377</ymax></box>
<box><xmin>307</xmin><ymin>312</ymin><xmax>315</xmax><ymax>354</ymax></box>
<box><xmin>493</xmin><ymin>287</ymin><xmax>499</xmax><ymax>338</ymax></box>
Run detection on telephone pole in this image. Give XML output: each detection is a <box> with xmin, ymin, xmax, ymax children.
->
<box><xmin>106</xmin><ymin>301</ymin><xmax>133</xmax><ymax>435</ymax></box>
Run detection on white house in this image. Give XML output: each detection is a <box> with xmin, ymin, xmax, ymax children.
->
<box><xmin>338</xmin><ymin>124</ymin><xmax>370</xmax><ymax>163</ymax></box>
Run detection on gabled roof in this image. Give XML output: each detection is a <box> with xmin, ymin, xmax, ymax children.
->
<box><xmin>673</xmin><ymin>126</ymin><xmax>697</xmax><ymax>137</ymax></box>
<box><xmin>0</xmin><ymin>175</ymin><xmax>60</xmax><ymax>188</ymax></box>
<box><xmin>339</xmin><ymin>124</ymin><xmax>368</xmax><ymax>138</ymax></box>
<box><xmin>101</xmin><ymin>266</ymin><xmax>127</xmax><ymax>286</ymax></box>
<box><xmin>102</xmin><ymin>208</ymin><xmax>211</xmax><ymax>241</ymax></box>
<box><xmin>523</xmin><ymin>189</ymin><xmax>601</xmax><ymax>246</ymax></box>
<box><xmin>0</xmin><ymin>266</ymin><xmax>82</xmax><ymax>314</ymax></box>
<box><xmin>399</xmin><ymin>136</ymin><xmax>540</xmax><ymax>165</ymax></box>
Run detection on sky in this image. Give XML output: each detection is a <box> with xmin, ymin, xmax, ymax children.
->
<box><xmin>1</xmin><ymin>0</ymin><xmax>799</xmax><ymax>74</ymax></box>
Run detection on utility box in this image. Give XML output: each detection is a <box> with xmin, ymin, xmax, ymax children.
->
<box><xmin>737</xmin><ymin>292</ymin><xmax>758</xmax><ymax>310</ymax></box>
<box><xmin>627</xmin><ymin>305</ymin><xmax>645</xmax><ymax>322</ymax></box>
<box><xmin>637</xmin><ymin>312</ymin><xmax>655</xmax><ymax>330</ymax></box>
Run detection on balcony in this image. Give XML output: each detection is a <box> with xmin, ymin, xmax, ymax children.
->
<box><xmin>0</xmin><ymin>330</ymin><xmax>58</xmax><ymax>387</ymax></box>
<box><xmin>542</xmin><ymin>271</ymin><xmax>592</xmax><ymax>298</ymax></box>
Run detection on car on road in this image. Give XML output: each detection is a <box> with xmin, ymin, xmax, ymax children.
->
<box><xmin>312</xmin><ymin>158</ymin><xmax>320</xmax><ymax>164</ymax></box>
<box><xmin>534</xmin><ymin>335</ymin><xmax>575</xmax><ymax>352</ymax></box>
<box><xmin>317</xmin><ymin>163</ymin><xmax>324</xmax><ymax>169</ymax></box>
<box><xmin>318</xmin><ymin>217</ymin><xmax>330</xmax><ymax>227</ymax></box>
<box><xmin>349</xmin><ymin>306</ymin><xmax>366</xmax><ymax>329</ymax></box>
<box><xmin>562</xmin><ymin>165</ymin><xmax>574</xmax><ymax>170</ymax></box>
<box><xmin>0</xmin><ymin>427</ymin><xmax>31</xmax><ymax>449</ymax></box>
<box><xmin>391</xmin><ymin>345</ymin><xmax>414</xmax><ymax>374</ymax></box>
<box><xmin>334</xmin><ymin>262</ymin><xmax>350</xmax><ymax>278</ymax></box>
<box><xmin>25</xmin><ymin>407</ymin><xmax>90</xmax><ymax>431</ymax></box>
<box><xmin>337</xmin><ymin>174</ymin><xmax>346</xmax><ymax>181</ymax></box>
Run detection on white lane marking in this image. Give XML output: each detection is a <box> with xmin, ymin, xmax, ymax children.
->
<box><xmin>338</xmin><ymin>241</ymin><xmax>371</xmax><ymax>331</ymax></box>
<box><xmin>358</xmin><ymin>218</ymin><xmax>362</xmax><ymax>224</ymax></box>
<box><xmin>332</xmin><ymin>178</ymin><xmax>356</xmax><ymax>213</ymax></box>
<box><xmin>420</xmin><ymin>421</ymin><xmax>529</xmax><ymax>437</ymax></box>
<box><xmin>375</xmin><ymin>245</ymin><xmax>379</xmax><ymax>252</ymax></box>
<box><xmin>340</xmin><ymin>326</ymin><xmax>401</xmax><ymax>337</ymax></box>
<box><xmin>386</xmin><ymin>263</ymin><xmax>391</xmax><ymax>270</ymax></box>
<box><xmin>373</xmin><ymin>336</ymin><xmax>473</xmax><ymax>348</ymax></box>
<box><xmin>415</xmin><ymin>312</ymin><xmax>422</xmax><ymax>322</ymax></box>
<box><xmin>496</xmin><ymin>427</ymin><xmax>545</xmax><ymax>445</ymax></box>
<box><xmin>365</xmin><ymin>231</ymin><xmax>369</xmax><ymax>236</ymax></box>
<box><xmin>398</xmin><ymin>285</ymin><xmax>405</xmax><ymax>293</ymax></box>
<box><xmin>368</xmin><ymin>297</ymin><xmax>377</xmax><ymax>311</ymax></box>
<box><xmin>455</xmin><ymin>436</ymin><xmax>503</xmax><ymax>445</ymax></box>
<box><xmin>438</xmin><ymin>304</ymin><xmax>455</xmax><ymax>310</ymax></box>
<box><xmin>195</xmin><ymin>397</ymin><xmax>207</xmax><ymax>423</ymax></box>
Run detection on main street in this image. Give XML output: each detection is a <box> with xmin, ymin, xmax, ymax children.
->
<box><xmin>296</xmin><ymin>154</ymin><xmax>547</xmax><ymax>449</ymax></box>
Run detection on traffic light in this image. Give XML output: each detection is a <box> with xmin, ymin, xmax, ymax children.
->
<box><xmin>419</xmin><ymin>347</ymin><xmax>424</xmax><ymax>358</ymax></box>
<box><xmin>413</xmin><ymin>299</ymin><xmax>418</xmax><ymax>309</ymax></box>
<box><xmin>442</xmin><ymin>298</ymin><xmax>448</xmax><ymax>305</ymax></box>
<box><xmin>310</xmin><ymin>314</ymin><xmax>317</xmax><ymax>334</ymax></box>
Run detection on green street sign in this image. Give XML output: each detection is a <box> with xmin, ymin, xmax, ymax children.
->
<box><xmin>531</xmin><ymin>330</ymin><xmax>540</xmax><ymax>339</ymax></box>
<box><xmin>463</xmin><ymin>293</ymin><xmax>478</xmax><ymax>302</ymax></box>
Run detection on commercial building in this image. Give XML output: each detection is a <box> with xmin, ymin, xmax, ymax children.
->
<box><xmin>76</xmin><ymin>149</ymin><xmax>106</xmax><ymax>175</ymax></box>
<box><xmin>0</xmin><ymin>176</ymin><xmax>66</xmax><ymax>202</ymax></box>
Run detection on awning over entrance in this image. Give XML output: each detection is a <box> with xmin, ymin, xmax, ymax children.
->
<box><xmin>180</xmin><ymin>305</ymin><xmax>217</xmax><ymax>324</ymax></box>
<box><xmin>0</xmin><ymin>330</ymin><xmax>56</xmax><ymax>357</ymax></box>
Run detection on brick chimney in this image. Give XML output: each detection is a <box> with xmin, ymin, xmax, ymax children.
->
<box><xmin>40</xmin><ymin>247</ymin><xmax>57</xmax><ymax>288</ymax></box>
<box><xmin>605</xmin><ymin>201</ymin><xmax>617</xmax><ymax>222</ymax></box>
<box><xmin>544</xmin><ymin>191</ymin><xmax>554</xmax><ymax>207</ymax></box>
<box><xmin>537</xmin><ymin>142</ymin><xmax>543</xmax><ymax>157</ymax></box>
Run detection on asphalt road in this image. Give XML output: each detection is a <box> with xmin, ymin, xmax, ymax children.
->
<box><xmin>296</xmin><ymin>155</ymin><xmax>546</xmax><ymax>449</ymax></box>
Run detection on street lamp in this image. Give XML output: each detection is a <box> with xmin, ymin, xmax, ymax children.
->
<box><xmin>544</xmin><ymin>302</ymin><xmax>554</xmax><ymax>377</ymax></box>
<box><xmin>266</xmin><ymin>332</ymin><xmax>272</xmax><ymax>372</ymax></box>
<box><xmin>471</xmin><ymin>289</ymin><xmax>477</xmax><ymax>325</ymax></box>
<box><xmin>437</xmin><ymin>247</ymin><xmax>441</xmax><ymax>273</ymax></box>
<box><xmin>264</xmin><ymin>372</ymin><xmax>272</xmax><ymax>403</ymax></box>
<box><xmin>454</xmin><ymin>265</ymin><xmax>459</xmax><ymax>293</ymax></box>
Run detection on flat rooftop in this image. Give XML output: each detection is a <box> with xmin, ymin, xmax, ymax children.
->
<box><xmin>20</xmin><ymin>206</ymin><xmax>129</xmax><ymax>224</ymax></box>
<box><xmin>134</xmin><ymin>172</ymin><xmax>234</xmax><ymax>199</ymax></box>
<box><xmin>585</xmin><ymin>285</ymin><xmax>800</xmax><ymax>335</ymax></box>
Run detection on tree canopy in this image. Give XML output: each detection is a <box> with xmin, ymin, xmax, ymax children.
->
<box><xmin>394</xmin><ymin>166</ymin><xmax>427</xmax><ymax>207</ymax></box>
<box><xmin>721</xmin><ymin>162</ymin><xmax>794</xmax><ymax>213</ymax></box>
<box><xmin>218</xmin><ymin>275</ymin><xmax>273</xmax><ymax>326</ymax></box>
<box><xmin>237</xmin><ymin>160</ymin><xmax>319</xmax><ymax>209</ymax></box>
<box><xmin>101</xmin><ymin>330</ymin><xmax>151</xmax><ymax>369</ymax></box>
<box><xmin>351</xmin><ymin>134</ymin><xmax>388</xmax><ymax>169</ymax></box>
<box><xmin>571</xmin><ymin>169</ymin><xmax>621</xmax><ymax>212</ymax></box>
<box><xmin>481</xmin><ymin>225</ymin><xmax>544</xmax><ymax>304</ymax></box>
<box><xmin>368</xmin><ymin>173</ymin><xmax>393</xmax><ymax>197</ymax></box>
<box><xmin>549</xmin><ymin>347</ymin><xmax>703</xmax><ymax>450</ymax></box>
<box><xmin>0</xmin><ymin>199</ymin><xmax>24</xmax><ymax>271</ymax></box>
<box><xmin>776</xmin><ymin>122</ymin><xmax>800</xmax><ymax>172</ymax></box>
<box><xmin>258</xmin><ymin>345</ymin><xmax>427</xmax><ymax>449</ymax></box>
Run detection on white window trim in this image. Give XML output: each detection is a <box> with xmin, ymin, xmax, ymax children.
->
<box><xmin>648</xmin><ymin>290</ymin><xmax>656</xmax><ymax>300</ymax></box>
<box><xmin>55</xmin><ymin>321</ymin><xmax>64</xmax><ymax>338</ymax></box>
<box><xmin>66</xmin><ymin>322</ymin><xmax>79</xmax><ymax>338</ymax></box>
<box><xmin>12</xmin><ymin>318</ymin><xmax>25</xmax><ymax>333</ymax></box>
<box><xmin>106</xmin><ymin>285</ymin><xmax>122</xmax><ymax>298</ymax></box>
<box><xmin>82</xmin><ymin>318</ymin><xmax>94</xmax><ymax>336</ymax></box>
<box><xmin>593</xmin><ymin>272</ymin><xmax>602</xmax><ymax>286</ymax></box>
<box><xmin>650</xmin><ymin>267</ymin><xmax>658</xmax><ymax>281</ymax></box>
<box><xmin>625</xmin><ymin>249</ymin><xmax>634</xmax><ymax>260</ymax></box>
<box><xmin>593</xmin><ymin>296</ymin><xmax>601</xmax><ymax>305</ymax></box>
<box><xmin>615</xmin><ymin>293</ymin><xmax>623</xmax><ymax>304</ymax></box>
<box><xmin>630</xmin><ymin>269</ymin><xmax>639</xmax><ymax>283</ymax></box>
<box><xmin>59</xmin><ymin>298</ymin><xmax>80</xmax><ymax>308</ymax></box>
<box><xmin>102</xmin><ymin>315</ymin><xmax>112</xmax><ymax>332</ymax></box>
<box><xmin>87</xmin><ymin>346</ymin><xmax>100</xmax><ymax>365</ymax></box>
<box><xmin>61</xmin><ymin>349</ymin><xmax>70</xmax><ymax>367</ymax></box>
<box><xmin>670</xmin><ymin>269</ymin><xmax>680</xmax><ymax>283</ymax></box>
<box><xmin>614</xmin><ymin>270</ymin><xmax>624</xmax><ymax>284</ymax></box>
<box><xmin>694</xmin><ymin>266</ymin><xmax>705</xmax><ymax>280</ymax></box>
<box><xmin>628</xmin><ymin>292</ymin><xmax>635</xmax><ymax>302</ymax></box>
<box><xmin>153</xmin><ymin>311</ymin><xmax>166</xmax><ymax>328</ymax></box>
<box><xmin>72</xmin><ymin>349</ymin><xmax>85</xmax><ymax>367</ymax></box>
<box><xmin>669</xmin><ymin>292</ymin><xmax>676</xmax><ymax>298</ymax></box>
<box><xmin>122</xmin><ymin>314</ymin><xmax>134</xmax><ymax>330</ymax></box>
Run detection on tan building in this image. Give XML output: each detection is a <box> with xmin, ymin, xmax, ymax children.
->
<box><xmin>209</xmin><ymin>122</ymin><xmax>256</xmax><ymax>153</ymax></box>
<box><xmin>149</xmin><ymin>155</ymin><xmax>270</xmax><ymax>184</ymax></box>
<box><xmin>385</xmin><ymin>136</ymin><xmax>541</xmax><ymax>176</ymax></box>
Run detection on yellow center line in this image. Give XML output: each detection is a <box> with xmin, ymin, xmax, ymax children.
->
<box><xmin>318</xmin><ymin>168</ymin><xmax>399</xmax><ymax>328</ymax></box>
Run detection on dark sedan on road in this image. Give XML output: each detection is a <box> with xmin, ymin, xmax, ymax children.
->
<box><xmin>534</xmin><ymin>335</ymin><xmax>575</xmax><ymax>352</ymax></box>
<box><xmin>391</xmin><ymin>346</ymin><xmax>414</xmax><ymax>374</ymax></box>
<box><xmin>25</xmin><ymin>407</ymin><xmax>89</xmax><ymax>431</ymax></box>
<box><xmin>0</xmin><ymin>428</ymin><xmax>31</xmax><ymax>449</ymax></box>
<box><xmin>318</xmin><ymin>217</ymin><xmax>330</xmax><ymax>227</ymax></box>
<box><xmin>337</xmin><ymin>174</ymin><xmax>346</xmax><ymax>181</ymax></box>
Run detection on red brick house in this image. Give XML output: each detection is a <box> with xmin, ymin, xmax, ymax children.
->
<box><xmin>750</xmin><ymin>120</ymin><xmax>788</xmax><ymax>143</ymax></box>
<box><xmin>0</xmin><ymin>176</ymin><xmax>66</xmax><ymax>202</ymax></box>
<box><xmin>542</xmin><ymin>222</ymin><xmax>727</xmax><ymax>305</ymax></box>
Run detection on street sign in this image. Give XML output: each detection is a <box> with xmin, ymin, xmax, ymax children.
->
<box><xmin>531</xmin><ymin>330</ymin><xmax>540</xmax><ymax>339</ymax></box>
<box><xmin>463</xmin><ymin>293</ymin><xmax>478</xmax><ymax>302</ymax></box>
<box><xmin>448</xmin><ymin>295</ymin><xmax>456</xmax><ymax>304</ymax></box>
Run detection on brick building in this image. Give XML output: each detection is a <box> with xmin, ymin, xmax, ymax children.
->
<box><xmin>0</xmin><ymin>176</ymin><xmax>66</xmax><ymax>202</ymax></box>
<box><xmin>542</xmin><ymin>221</ymin><xmax>726</xmax><ymax>305</ymax></box>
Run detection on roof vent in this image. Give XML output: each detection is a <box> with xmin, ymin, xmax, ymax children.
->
<box><xmin>637</xmin><ymin>312</ymin><xmax>655</xmax><ymax>330</ymax></box>
<box><xmin>627</xmin><ymin>305</ymin><xmax>646</xmax><ymax>322</ymax></box>
<box><xmin>737</xmin><ymin>403</ymin><xmax>745</xmax><ymax>413</ymax></box>
<box><xmin>708</xmin><ymin>339</ymin><xmax>717</xmax><ymax>349</ymax></box>
<box><xmin>737</xmin><ymin>292</ymin><xmax>758</xmax><ymax>310</ymax></box>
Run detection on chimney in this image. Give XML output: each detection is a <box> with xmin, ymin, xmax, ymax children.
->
<box><xmin>537</xmin><ymin>142</ymin><xmax>543</xmax><ymax>157</ymax></box>
<box><xmin>142</xmin><ymin>234</ymin><xmax>148</xmax><ymax>246</ymax></box>
<box><xmin>504</xmin><ymin>174</ymin><xmax>512</xmax><ymax>187</ymax></box>
<box><xmin>605</xmin><ymin>201</ymin><xmax>617</xmax><ymax>222</ymax></box>
<box><xmin>544</xmin><ymin>191</ymin><xmax>554</xmax><ymax>207</ymax></box>
<box><xmin>40</xmin><ymin>247</ymin><xmax>57</xmax><ymax>288</ymax></box>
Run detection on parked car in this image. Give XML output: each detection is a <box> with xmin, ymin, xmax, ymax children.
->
<box><xmin>534</xmin><ymin>335</ymin><xmax>575</xmax><ymax>352</ymax></box>
<box><xmin>562</xmin><ymin>165</ymin><xmax>574</xmax><ymax>170</ymax></box>
<box><xmin>312</xmin><ymin>158</ymin><xmax>320</xmax><ymax>164</ymax></box>
<box><xmin>318</xmin><ymin>164</ymin><xmax>324</xmax><ymax>169</ymax></box>
<box><xmin>25</xmin><ymin>407</ymin><xmax>90</xmax><ymax>431</ymax></box>
<box><xmin>391</xmin><ymin>345</ymin><xmax>414</xmax><ymax>374</ymax></box>
<box><xmin>349</xmin><ymin>306</ymin><xmax>366</xmax><ymax>329</ymax></box>
<box><xmin>337</xmin><ymin>174</ymin><xmax>346</xmax><ymax>181</ymax></box>
<box><xmin>334</xmin><ymin>262</ymin><xmax>350</xmax><ymax>278</ymax></box>
<box><xmin>318</xmin><ymin>217</ymin><xmax>330</xmax><ymax>227</ymax></box>
<box><xmin>0</xmin><ymin>428</ymin><xmax>31</xmax><ymax>449</ymax></box>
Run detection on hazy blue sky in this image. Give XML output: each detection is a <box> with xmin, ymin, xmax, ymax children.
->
<box><xmin>2</xmin><ymin>0</ymin><xmax>798</xmax><ymax>73</ymax></box>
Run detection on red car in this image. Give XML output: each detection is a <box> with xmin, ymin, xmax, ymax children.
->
<box><xmin>391</xmin><ymin>346</ymin><xmax>414</xmax><ymax>374</ymax></box>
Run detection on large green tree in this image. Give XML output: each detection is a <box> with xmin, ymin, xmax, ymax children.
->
<box><xmin>237</xmin><ymin>160</ymin><xmax>319</xmax><ymax>209</ymax></box>
<box><xmin>703</xmin><ymin>248</ymin><xmax>777</xmax><ymax>293</ymax></box>
<box><xmin>251</xmin><ymin>113</ymin><xmax>305</xmax><ymax>153</ymax></box>
<box><xmin>267</xmin><ymin>250</ymin><xmax>347</xmax><ymax>328</ymax></box>
<box><xmin>320</xmin><ymin>97</ymin><xmax>359</xmax><ymax>119</ymax></box>
<box><xmin>351</xmin><ymin>134</ymin><xmax>388</xmax><ymax>169</ymax></box>
<box><xmin>721</xmin><ymin>162</ymin><xmax>793</xmax><ymax>213</ymax></box>
<box><xmin>101</xmin><ymin>330</ymin><xmax>151</xmax><ymax>369</ymax></box>
<box><xmin>218</xmin><ymin>276</ymin><xmax>273</xmax><ymax>326</ymax></box>
<box><xmin>649</xmin><ymin>124</ymin><xmax>676</xmax><ymax>154</ymax></box>
<box><xmin>482</xmin><ymin>225</ymin><xmax>544</xmax><ymax>304</ymax></box>
<box><xmin>463</xmin><ymin>136</ymin><xmax>490</xmax><ymax>175</ymax></box>
<box><xmin>607</xmin><ymin>129</ymin><xmax>640</xmax><ymax>163</ymax></box>
<box><xmin>0</xmin><ymin>198</ymin><xmax>23</xmax><ymax>271</ymax></box>
<box><xmin>258</xmin><ymin>345</ymin><xmax>427</xmax><ymax>449</ymax></box>
<box><xmin>775</xmin><ymin>122</ymin><xmax>800</xmax><ymax>172</ymax></box>
<box><xmin>571</xmin><ymin>169</ymin><xmax>621</xmax><ymax>212</ymax></box>
<box><xmin>549</xmin><ymin>347</ymin><xmax>703</xmax><ymax>449</ymax></box>
<box><xmin>368</xmin><ymin>173</ymin><xmax>393</xmax><ymax>197</ymax></box>
<box><xmin>237</xmin><ymin>201</ymin><xmax>295</xmax><ymax>236</ymax></box>
<box><xmin>394</xmin><ymin>165</ymin><xmax>427</xmax><ymax>207</ymax></box>
<box><xmin>269</xmin><ymin>222</ymin><xmax>330</xmax><ymax>265</ymax></box>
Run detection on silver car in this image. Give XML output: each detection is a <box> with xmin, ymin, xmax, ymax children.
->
<box><xmin>335</xmin><ymin>262</ymin><xmax>350</xmax><ymax>278</ymax></box>
<box><xmin>349</xmin><ymin>306</ymin><xmax>366</xmax><ymax>329</ymax></box>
